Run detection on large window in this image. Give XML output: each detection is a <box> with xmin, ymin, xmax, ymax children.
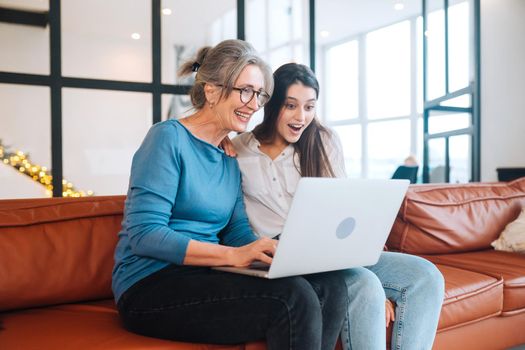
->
<box><xmin>0</xmin><ymin>0</ymin><xmax>481</xmax><ymax>199</ymax></box>
<box><xmin>244</xmin><ymin>0</ymin><xmax>309</xmax><ymax>130</ymax></box>
<box><xmin>423</xmin><ymin>0</ymin><xmax>479</xmax><ymax>183</ymax></box>
<box><xmin>0</xmin><ymin>0</ymin><xmax>235</xmax><ymax>198</ymax></box>
<box><xmin>319</xmin><ymin>4</ymin><xmax>422</xmax><ymax>179</ymax></box>
<box><xmin>317</xmin><ymin>0</ymin><xmax>477</xmax><ymax>182</ymax></box>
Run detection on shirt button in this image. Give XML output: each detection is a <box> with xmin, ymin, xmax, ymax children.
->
<box><xmin>273</xmin><ymin>178</ymin><xmax>276</xmax><ymax>181</ymax></box>
<box><xmin>278</xmin><ymin>194</ymin><xmax>282</xmax><ymax>197</ymax></box>
<box><xmin>281</xmin><ymin>153</ymin><xmax>285</xmax><ymax>156</ymax></box>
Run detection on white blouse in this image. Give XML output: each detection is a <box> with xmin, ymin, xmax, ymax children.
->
<box><xmin>232</xmin><ymin>131</ymin><xmax>346</xmax><ymax>238</ymax></box>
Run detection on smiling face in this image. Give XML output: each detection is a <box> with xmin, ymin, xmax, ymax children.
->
<box><xmin>214</xmin><ymin>64</ymin><xmax>267</xmax><ymax>133</ymax></box>
<box><xmin>275</xmin><ymin>82</ymin><xmax>317</xmax><ymax>145</ymax></box>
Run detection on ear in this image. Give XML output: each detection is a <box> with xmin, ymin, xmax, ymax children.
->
<box><xmin>204</xmin><ymin>83</ymin><xmax>220</xmax><ymax>105</ymax></box>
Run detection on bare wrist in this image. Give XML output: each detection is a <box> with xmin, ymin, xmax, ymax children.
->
<box><xmin>223</xmin><ymin>246</ymin><xmax>236</xmax><ymax>266</ymax></box>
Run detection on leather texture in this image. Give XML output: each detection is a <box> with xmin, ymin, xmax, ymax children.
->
<box><xmin>432</xmin><ymin>263</ymin><xmax>503</xmax><ymax>331</ymax></box>
<box><xmin>0</xmin><ymin>196</ymin><xmax>124</xmax><ymax>312</ymax></box>
<box><xmin>1</xmin><ymin>178</ymin><xmax>525</xmax><ymax>349</ymax></box>
<box><xmin>0</xmin><ymin>300</ymin><xmax>265</xmax><ymax>349</ymax></box>
<box><xmin>425</xmin><ymin>250</ymin><xmax>525</xmax><ymax>313</ymax></box>
<box><xmin>432</xmin><ymin>311</ymin><xmax>525</xmax><ymax>350</ymax></box>
<box><xmin>387</xmin><ymin>177</ymin><xmax>525</xmax><ymax>254</ymax></box>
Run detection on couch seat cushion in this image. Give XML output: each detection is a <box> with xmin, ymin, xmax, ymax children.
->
<box><xmin>0</xmin><ymin>299</ymin><xmax>266</xmax><ymax>350</ymax></box>
<box><xmin>431</xmin><ymin>263</ymin><xmax>503</xmax><ymax>331</ymax></box>
<box><xmin>426</xmin><ymin>250</ymin><xmax>525</xmax><ymax>314</ymax></box>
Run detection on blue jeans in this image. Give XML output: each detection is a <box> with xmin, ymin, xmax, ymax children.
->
<box><xmin>117</xmin><ymin>265</ymin><xmax>348</xmax><ymax>350</ymax></box>
<box><xmin>341</xmin><ymin>252</ymin><xmax>445</xmax><ymax>350</ymax></box>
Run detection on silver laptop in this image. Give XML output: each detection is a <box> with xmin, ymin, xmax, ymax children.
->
<box><xmin>214</xmin><ymin>178</ymin><xmax>409</xmax><ymax>278</ymax></box>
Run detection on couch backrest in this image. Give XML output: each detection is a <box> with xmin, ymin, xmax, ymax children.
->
<box><xmin>387</xmin><ymin>177</ymin><xmax>525</xmax><ymax>254</ymax></box>
<box><xmin>0</xmin><ymin>196</ymin><xmax>125</xmax><ymax>312</ymax></box>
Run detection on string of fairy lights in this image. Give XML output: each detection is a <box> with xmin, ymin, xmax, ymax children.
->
<box><xmin>0</xmin><ymin>140</ymin><xmax>93</xmax><ymax>197</ymax></box>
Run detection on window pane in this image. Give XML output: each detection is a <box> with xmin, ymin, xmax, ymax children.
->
<box><xmin>428</xmin><ymin>137</ymin><xmax>446</xmax><ymax>183</ymax></box>
<box><xmin>162</xmin><ymin>94</ymin><xmax>192</xmax><ymax>121</ymax></box>
<box><xmin>63</xmin><ymin>88</ymin><xmax>152</xmax><ymax>195</ymax></box>
<box><xmin>428</xmin><ymin>111</ymin><xmax>470</xmax><ymax>134</ymax></box>
<box><xmin>449</xmin><ymin>134</ymin><xmax>471</xmax><ymax>183</ymax></box>
<box><xmin>0</xmin><ymin>1</ymin><xmax>49</xmax><ymax>75</ymax></box>
<box><xmin>161</xmin><ymin>0</ymin><xmax>237</xmax><ymax>85</ymax></box>
<box><xmin>325</xmin><ymin>41</ymin><xmax>359</xmax><ymax>122</ymax></box>
<box><xmin>268</xmin><ymin>46</ymin><xmax>295</xmax><ymax>71</ymax></box>
<box><xmin>291</xmin><ymin>0</ymin><xmax>304</xmax><ymax>40</ymax></box>
<box><xmin>416</xmin><ymin>117</ymin><xmax>424</xmax><ymax>182</ymax></box>
<box><xmin>246</xmin><ymin>0</ymin><xmax>308</xmax><ymax>67</ymax></box>
<box><xmin>417</xmin><ymin>16</ymin><xmax>424</xmax><ymax>113</ymax></box>
<box><xmin>246</xmin><ymin>0</ymin><xmax>267</xmax><ymax>52</ymax></box>
<box><xmin>426</xmin><ymin>1</ymin><xmax>446</xmax><ymax>100</ymax></box>
<box><xmin>367</xmin><ymin>119</ymin><xmax>411</xmax><ymax>179</ymax></box>
<box><xmin>293</xmin><ymin>44</ymin><xmax>305</xmax><ymax>65</ymax></box>
<box><xmin>0</xmin><ymin>84</ymin><xmax>51</xmax><ymax>198</ymax></box>
<box><xmin>366</xmin><ymin>21</ymin><xmax>411</xmax><ymax>119</ymax></box>
<box><xmin>62</xmin><ymin>0</ymin><xmax>152</xmax><ymax>82</ymax></box>
<box><xmin>332</xmin><ymin>125</ymin><xmax>361</xmax><ymax>178</ymax></box>
<box><xmin>448</xmin><ymin>1</ymin><xmax>471</xmax><ymax>91</ymax></box>
<box><xmin>268</xmin><ymin>0</ymin><xmax>292</xmax><ymax>48</ymax></box>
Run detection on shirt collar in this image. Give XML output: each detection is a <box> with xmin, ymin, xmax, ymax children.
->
<box><xmin>247</xmin><ymin>132</ymin><xmax>295</xmax><ymax>158</ymax></box>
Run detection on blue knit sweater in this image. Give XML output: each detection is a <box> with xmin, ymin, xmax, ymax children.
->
<box><xmin>112</xmin><ymin>120</ymin><xmax>257</xmax><ymax>302</ymax></box>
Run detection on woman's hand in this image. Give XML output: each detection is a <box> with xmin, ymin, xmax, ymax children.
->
<box><xmin>385</xmin><ymin>299</ymin><xmax>395</xmax><ymax>326</ymax></box>
<box><xmin>219</xmin><ymin>135</ymin><xmax>237</xmax><ymax>157</ymax></box>
<box><xmin>226</xmin><ymin>237</ymin><xmax>277</xmax><ymax>267</ymax></box>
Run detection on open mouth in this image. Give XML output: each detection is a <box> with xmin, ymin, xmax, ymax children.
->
<box><xmin>288</xmin><ymin>124</ymin><xmax>304</xmax><ymax>133</ymax></box>
<box><xmin>235</xmin><ymin>110</ymin><xmax>251</xmax><ymax>122</ymax></box>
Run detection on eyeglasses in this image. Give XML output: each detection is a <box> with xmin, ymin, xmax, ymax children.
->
<box><xmin>231</xmin><ymin>86</ymin><xmax>271</xmax><ymax>107</ymax></box>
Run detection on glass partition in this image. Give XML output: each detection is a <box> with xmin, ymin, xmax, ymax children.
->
<box><xmin>62</xmin><ymin>88</ymin><xmax>152</xmax><ymax>195</ymax></box>
<box><xmin>246</xmin><ymin>0</ymin><xmax>309</xmax><ymax>70</ymax></box>
<box><xmin>161</xmin><ymin>0</ymin><xmax>237</xmax><ymax>85</ymax></box>
<box><xmin>62</xmin><ymin>0</ymin><xmax>152</xmax><ymax>82</ymax></box>
<box><xmin>0</xmin><ymin>84</ymin><xmax>51</xmax><ymax>198</ymax></box>
<box><xmin>0</xmin><ymin>0</ymin><xmax>49</xmax><ymax>75</ymax></box>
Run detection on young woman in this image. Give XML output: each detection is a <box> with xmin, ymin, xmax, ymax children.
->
<box><xmin>112</xmin><ymin>41</ymin><xmax>349</xmax><ymax>350</ymax></box>
<box><xmin>231</xmin><ymin>63</ymin><xmax>445</xmax><ymax>350</ymax></box>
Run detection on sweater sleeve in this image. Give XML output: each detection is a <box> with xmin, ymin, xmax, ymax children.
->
<box><xmin>219</xmin><ymin>178</ymin><xmax>258</xmax><ymax>247</ymax></box>
<box><xmin>124</xmin><ymin>124</ymin><xmax>191</xmax><ymax>265</ymax></box>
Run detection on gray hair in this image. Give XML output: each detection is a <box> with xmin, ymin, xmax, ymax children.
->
<box><xmin>178</xmin><ymin>39</ymin><xmax>273</xmax><ymax>110</ymax></box>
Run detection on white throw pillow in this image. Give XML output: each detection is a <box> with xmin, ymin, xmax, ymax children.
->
<box><xmin>491</xmin><ymin>208</ymin><xmax>525</xmax><ymax>253</ymax></box>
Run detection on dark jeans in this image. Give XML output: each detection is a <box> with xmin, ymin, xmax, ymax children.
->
<box><xmin>117</xmin><ymin>265</ymin><xmax>348</xmax><ymax>350</ymax></box>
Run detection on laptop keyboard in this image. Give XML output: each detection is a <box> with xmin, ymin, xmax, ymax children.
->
<box><xmin>249</xmin><ymin>262</ymin><xmax>271</xmax><ymax>271</ymax></box>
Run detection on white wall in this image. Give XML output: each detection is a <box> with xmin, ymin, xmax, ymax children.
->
<box><xmin>481</xmin><ymin>0</ymin><xmax>525</xmax><ymax>181</ymax></box>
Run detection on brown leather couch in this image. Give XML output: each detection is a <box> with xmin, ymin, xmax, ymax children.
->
<box><xmin>386</xmin><ymin>177</ymin><xmax>525</xmax><ymax>350</ymax></box>
<box><xmin>1</xmin><ymin>177</ymin><xmax>524</xmax><ymax>349</ymax></box>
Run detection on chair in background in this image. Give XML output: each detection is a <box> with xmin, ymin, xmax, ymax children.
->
<box><xmin>391</xmin><ymin>165</ymin><xmax>419</xmax><ymax>184</ymax></box>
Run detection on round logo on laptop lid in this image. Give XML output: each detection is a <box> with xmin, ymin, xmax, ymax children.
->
<box><xmin>336</xmin><ymin>217</ymin><xmax>356</xmax><ymax>239</ymax></box>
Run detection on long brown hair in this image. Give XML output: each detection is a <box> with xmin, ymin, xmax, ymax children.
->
<box><xmin>253</xmin><ymin>63</ymin><xmax>335</xmax><ymax>177</ymax></box>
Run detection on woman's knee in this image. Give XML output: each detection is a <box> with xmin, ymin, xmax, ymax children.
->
<box><xmin>344</xmin><ymin>267</ymin><xmax>385</xmax><ymax>301</ymax></box>
<box><xmin>404</xmin><ymin>255</ymin><xmax>445</xmax><ymax>300</ymax></box>
<box><xmin>276</xmin><ymin>277</ymin><xmax>323</xmax><ymax>318</ymax></box>
<box><xmin>317</xmin><ymin>271</ymin><xmax>351</xmax><ymax>311</ymax></box>
<box><xmin>423</xmin><ymin>260</ymin><xmax>445</xmax><ymax>299</ymax></box>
